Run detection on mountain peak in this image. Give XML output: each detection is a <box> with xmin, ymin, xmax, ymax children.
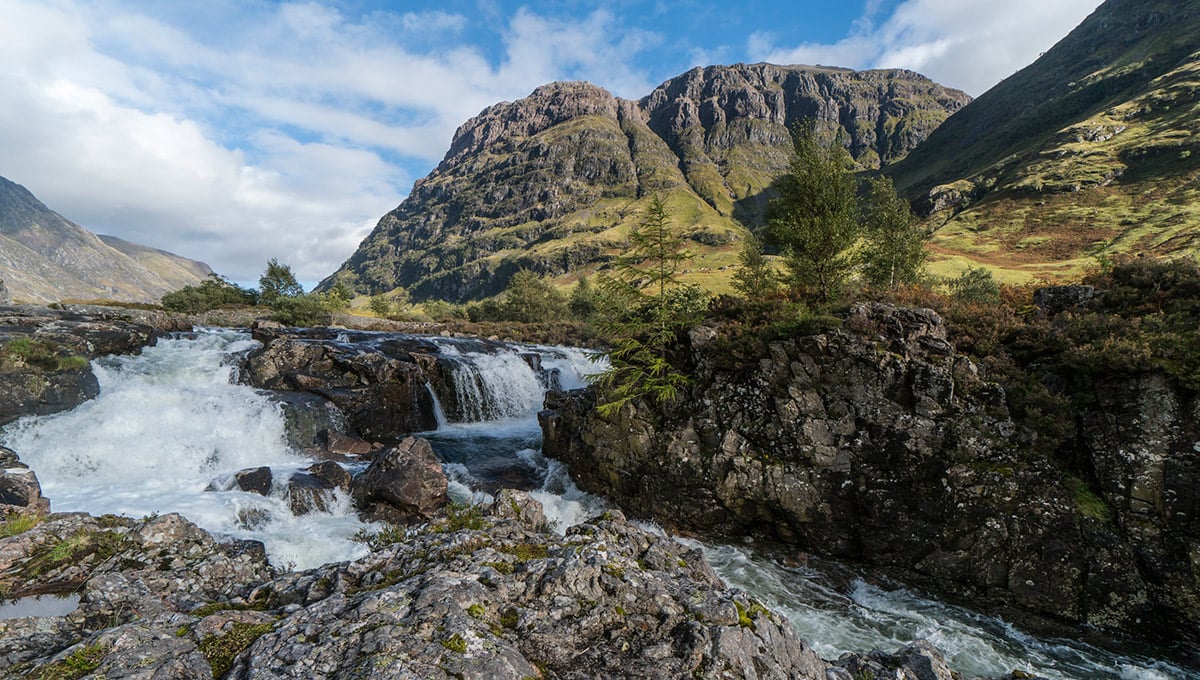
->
<box><xmin>324</xmin><ymin>63</ymin><xmax>970</xmax><ymax>302</ymax></box>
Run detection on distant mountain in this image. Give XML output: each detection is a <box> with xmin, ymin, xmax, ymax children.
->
<box><xmin>886</xmin><ymin>0</ymin><xmax>1200</xmax><ymax>281</ymax></box>
<box><xmin>0</xmin><ymin>176</ymin><xmax>211</xmax><ymax>303</ymax></box>
<box><xmin>322</xmin><ymin>63</ymin><xmax>970</xmax><ymax>301</ymax></box>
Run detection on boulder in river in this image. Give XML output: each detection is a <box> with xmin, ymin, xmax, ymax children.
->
<box><xmin>350</xmin><ymin>436</ymin><xmax>448</xmax><ymax>522</ymax></box>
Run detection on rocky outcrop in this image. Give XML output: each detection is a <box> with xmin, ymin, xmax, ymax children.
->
<box><xmin>241</xmin><ymin>327</ymin><xmax>442</xmax><ymax>441</ymax></box>
<box><xmin>540</xmin><ymin>303</ymin><xmax>1200</xmax><ymax>644</ymax></box>
<box><xmin>0</xmin><ymin>304</ymin><xmax>178</xmax><ymax>426</ymax></box>
<box><xmin>350</xmin><ymin>437</ymin><xmax>448</xmax><ymax>522</ymax></box>
<box><xmin>0</xmin><ymin>490</ymin><xmax>980</xmax><ymax>679</ymax></box>
<box><xmin>0</xmin><ymin>446</ymin><xmax>49</xmax><ymax>515</ymax></box>
<box><xmin>321</xmin><ymin>64</ymin><xmax>970</xmax><ymax>302</ymax></box>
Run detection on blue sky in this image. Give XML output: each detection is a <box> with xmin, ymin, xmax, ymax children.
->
<box><xmin>0</xmin><ymin>0</ymin><xmax>1103</xmax><ymax>286</ymax></box>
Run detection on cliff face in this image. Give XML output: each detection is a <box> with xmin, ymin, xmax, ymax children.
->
<box><xmin>322</xmin><ymin>65</ymin><xmax>970</xmax><ymax>302</ymax></box>
<box><xmin>0</xmin><ymin>176</ymin><xmax>211</xmax><ymax>304</ymax></box>
<box><xmin>539</xmin><ymin>303</ymin><xmax>1200</xmax><ymax>644</ymax></box>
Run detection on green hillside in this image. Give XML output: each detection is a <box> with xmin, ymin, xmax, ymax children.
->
<box><xmin>887</xmin><ymin>0</ymin><xmax>1200</xmax><ymax>282</ymax></box>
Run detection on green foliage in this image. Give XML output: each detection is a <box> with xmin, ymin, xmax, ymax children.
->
<box><xmin>568</xmin><ymin>275</ymin><xmax>598</xmax><ymax>320</ymax></box>
<box><xmin>198</xmin><ymin>621</ymin><xmax>274</xmax><ymax>677</ymax></box>
<box><xmin>325</xmin><ymin>281</ymin><xmax>353</xmax><ymax>311</ymax></box>
<box><xmin>440</xmin><ymin>633</ymin><xmax>468</xmax><ymax>653</ymax></box>
<box><xmin>161</xmin><ymin>274</ymin><xmax>258</xmax><ymax>314</ymax></box>
<box><xmin>30</xmin><ymin>642</ymin><xmax>107</xmax><ymax>680</ymax></box>
<box><xmin>949</xmin><ymin>267</ymin><xmax>1001</xmax><ymax>303</ymax></box>
<box><xmin>593</xmin><ymin>195</ymin><xmax>696</xmax><ymax>416</ymax></box>
<box><xmin>731</xmin><ymin>235</ymin><xmax>778</xmax><ymax>299</ymax></box>
<box><xmin>258</xmin><ymin>258</ymin><xmax>303</xmax><ymax>306</ymax></box>
<box><xmin>368</xmin><ymin>294</ymin><xmax>392</xmax><ymax>317</ymax></box>
<box><xmin>444</xmin><ymin>503</ymin><xmax>486</xmax><ymax>532</ymax></box>
<box><xmin>423</xmin><ymin>300</ymin><xmax>469</xmax><ymax>322</ymax></box>
<box><xmin>0</xmin><ymin>338</ymin><xmax>88</xmax><ymax>372</ymax></box>
<box><xmin>268</xmin><ymin>293</ymin><xmax>331</xmax><ymax>327</ymax></box>
<box><xmin>860</xmin><ymin>176</ymin><xmax>928</xmax><ymax>289</ymax></box>
<box><xmin>766</xmin><ymin>123</ymin><xmax>861</xmax><ymax>302</ymax></box>
<box><xmin>0</xmin><ymin>512</ymin><xmax>42</xmax><ymax>538</ymax></box>
<box><xmin>1068</xmin><ymin>477</ymin><xmax>1112</xmax><ymax>522</ymax></box>
<box><xmin>498</xmin><ymin>542</ymin><xmax>549</xmax><ymax>561</ymax></box>
<box><xmin>500</xmin><ymin>269</ymin><xmax>568</xmax><ymax>323</ymax></box>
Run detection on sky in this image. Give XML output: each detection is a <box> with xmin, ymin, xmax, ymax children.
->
<box><xmin>0</xmin><ymin>0</ymin><xmax>1104</xmax><ymax>288</ymax></box>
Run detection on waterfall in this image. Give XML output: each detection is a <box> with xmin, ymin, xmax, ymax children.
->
<box><xmin>0</xmin><ymin>329</ymin><xmax>372</xmax><ymax>570</ymax></box>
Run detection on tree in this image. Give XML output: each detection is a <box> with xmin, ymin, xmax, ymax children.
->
<box><xmin>161</xmin><ymin>274</ymin><xmax>258</xmax><ymax>313</ymax></box>
<box><xmin>731</xmin><ymin>235</ymin><xmax>778</xmax><ymax>299</ymax></box>
<box><xmin>860</xmin><ymin>176</ymin><xmax>928</xmax><ymax>289</ymax></box>
<box><xmin>593</xmin><ymin>195</ymin><xmax>694</xmax><ymax>416</ymax></box>
<box><xmin>258</xmin><ymin>259</ymin><xmax>303</xmax><ymax>306</ymax></box>
<box><xmin>569</xmin><ymin>275</ymin><xmax>597</xmax><ymax>321</ymax></box>
<box><xmin>368</xmin><ymin>294</ymin><xmax>392</xmax><ymax>317</ymax></box>
<box><xmin>766</xmin><ymin>123</ymin><xmax>861</xmax><ymax>302</ymax></box>
<box><xmin>500</xmin><ymin>269</ymin><xmax>567</xmax><ymax>322</ymax></box>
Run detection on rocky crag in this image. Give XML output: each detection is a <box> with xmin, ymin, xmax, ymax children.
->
<box><xmin>540</xmin><ymin>302</ymin><xmax>1200</xmax><ymax>647</ymax></box>
<box><xmin>0</xmin><ymin>176</ymin><xmax>211</xmax><ymax>304</ymax></box>
<box><xmin>321</xmin><ymin>64</ymin><xmax>969</xmax><ymax>302</ymax></box>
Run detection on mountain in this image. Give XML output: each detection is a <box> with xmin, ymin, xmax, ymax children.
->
<box><xmin>0</xmin><ymin>176</ymin><xmax>211</xmax><ymax>303</ymax></box>
<box><xmin>322</xmin><ymin>64</ymin><xmax>970</xmax><ymax>301</ymax></box>
<box><xmin>886</xmin><ymin>0</ymin><xmax>1200</xmax><ymax>282</ymax></box>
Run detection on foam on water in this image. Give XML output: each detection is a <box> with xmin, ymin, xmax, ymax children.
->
<box><xmin>0</xmin><ymin>329</ymin><xmax>372</xmax><ymax>570</ymax></box>
<box><xmin>693</xmin><ymin>541</ymin><xmax>1191</xmax><ymax>680</ymax></box>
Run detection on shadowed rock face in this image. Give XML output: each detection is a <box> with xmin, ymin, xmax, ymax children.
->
<box><xmin>321</xmin><ymin>64</ymin><xmax>970</xmax><ymax>302</ymax></box>
<box><xmin>0</xmin><ymin>492</ymin><xmax>970</xmax><ymax>680</ymax></box>
<box><xmin>540</xmin><ymin>302</ymin><xmax>1200</xmax><ymax>645</ymax></box>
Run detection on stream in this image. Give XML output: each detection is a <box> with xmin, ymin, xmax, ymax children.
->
<box><xmin>0</xmin><ymin>328</ymin><xmax>1191</xmax><ymax>678</ymax></box>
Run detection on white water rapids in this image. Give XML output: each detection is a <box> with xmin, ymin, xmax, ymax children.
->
<box><xmin>0</xmin><ymin>328</ymin><xmax>1191</xmax><ymax>678</ymax></box>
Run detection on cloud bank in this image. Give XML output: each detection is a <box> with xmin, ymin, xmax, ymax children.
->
<box><xmin>0</xmin><ymin>0</ymin><xmax>1103</xmax><ymax>287</ymax></box>
<box><xmin>750</xmin><ymin>0</ymin><xmax>1103</xmax><ymax>96</ymax></box>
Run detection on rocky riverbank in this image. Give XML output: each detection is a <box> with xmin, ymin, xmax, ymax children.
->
<box><xmin>540</xmin><ymin>302</ymin><xmax>1200</xmax><ymax>649</ymax></box>
<box><xmin>0</xmin><ymin>304</ymin><xmax>189</xmax><ymax>426</ymax></box>
<box><xmin>2</xmin><ymin>470</ymin><xmax>1001</xmax><ymax>679</ymax></box>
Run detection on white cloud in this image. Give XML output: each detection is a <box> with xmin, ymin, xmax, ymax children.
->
<box><xmin>0</xmin><ymin>0</ymin><xmax>659</xmax><ymax>286</ymax></box>
<box><xmin>750</xmin><ymin>0</ymin><xmax>1104</xmax><ymax>95</ymax></box>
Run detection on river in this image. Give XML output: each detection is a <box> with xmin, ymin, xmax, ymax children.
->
<box><xmin>0</xmin><ymin>328</ymin><xmax>1191</xmax><ymax>679</ymax></box>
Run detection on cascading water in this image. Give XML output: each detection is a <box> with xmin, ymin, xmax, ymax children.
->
<box><xmin>418</xmin><ymin>337</ymin><xmax>607</xmax><ymax>530</ymax></box>
<box><xmin>689</xmin><ymin>542</ymin><xmax>1191</xmax><ymax>679</ymax></box>
<box><xmin>0</xmin><ymin>329</ymin><xmax>373</xmax><ymax>570</ymax></box>
<box><xmin>1</xmin><ymin>328</ymin><xmax>1190</xmax><ymax>677</ymax></box>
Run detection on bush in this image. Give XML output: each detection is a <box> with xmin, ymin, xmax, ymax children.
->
<box><xmin>161</xmin><ymin>275</ymin><xmax>258</xmax><ymax>314</ymax></box>
<box><xmin>269</xmin><ymin>294</ymin><xmax>331</xmax><ymax>327</ymax></box>
<box><xmin>949</xmin><ymin>267</ymin><xmax>1001</xmax><ymax>303</ymax></box>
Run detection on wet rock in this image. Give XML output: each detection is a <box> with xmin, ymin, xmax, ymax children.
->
<box><xmin>0</xmin><ymin>446</ymin><xmax>50</xmax><ymax>515</ymax></box>
<box><xmin>0</xmin><ymin>304</ymin><xmax>170</xmax><ymax>425</ymax></box>
<box><xmin>287</xmin><ymin>462</ymin><xmax>352</xmax><ymax>515</ymax></box>
<box><xmin>350</xmin><ymin>436</ymin><xmax>448</xmax><ymax>522</ymax></box>
<box><xmin>835</xmin><ymin>640</ymin><xmax>957</xmax><ymax>680</ymax></box>
<box><xmin>234</xmin><ymin>467</ymin><xmax>273</xmax><ymax>496</ymax></box>
<box><xmin>241</xmin><ymin>335</ymin><xmax>439</xmax><ymax>441</ymax></box>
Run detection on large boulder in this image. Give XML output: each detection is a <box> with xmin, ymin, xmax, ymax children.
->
<box><xmin>350</xmin><ymin>436</ymin><xmax>448</xmax><ymax>522</ymax></box>
<box><xmin>241</xmin><ymin>334</ymin><xmax>439</xmax><ymax>441</ymax></box>
<box><xmin>540</xmin><ymin>302</ymin><xmax>1200</xmax><ymax>644</ymax></box>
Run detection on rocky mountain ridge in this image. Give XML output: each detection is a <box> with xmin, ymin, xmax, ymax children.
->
<box><xmin>322</xmin><ymin>64</ymin><xmax>969</xmax><ymax>302</ymax></box>
<box><xmin>0</xmin><ymin>176</ymin><xmax>211</xmax><ymax>303</ymax></box>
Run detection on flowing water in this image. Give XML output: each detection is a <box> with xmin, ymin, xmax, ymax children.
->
<box><xmin>1</xmin><ymin>328</ymin><xmax>1192</xmax><ymax>678</ymax></box>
